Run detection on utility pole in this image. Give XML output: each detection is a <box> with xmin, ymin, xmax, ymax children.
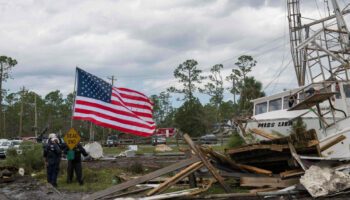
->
<box><xmin>107</xmin><ymin>75</ymin><xmax>116</xmax><ymax>136</ymax></box>
<box><xmin>3</xmin><ymin>111</ymin><xmax>5</xmax><ymax>138</ymax></box>
<box><xmin>19</xmin><ymin>86</ymin><xmax>25</xmax><ymax>137</ymax></box>
<box><xmin>34</xmin><ymin>94</ymin><xmax>38</xmax><ymax>137</ymax></box>
<box><xmin>107</xmin><ymin>75</ymin><xmax>116</xmax><ymax>87</ymax></box>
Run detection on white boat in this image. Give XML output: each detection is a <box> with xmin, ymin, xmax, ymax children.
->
<box><xmin>237</xmin><ymin>0</ymin><xmax>350</xmax><ymax>157</ymax></box>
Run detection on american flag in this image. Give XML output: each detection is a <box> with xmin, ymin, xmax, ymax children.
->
<box><xmin>73</xmin><ymin>68</ymin><xmax>156</xmax><ymax>137</ymax></box>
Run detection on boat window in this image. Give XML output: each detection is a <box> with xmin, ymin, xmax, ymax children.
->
<box><xmin>283</xmin><ymin>94</ymin><xmax>297</xmax><ymax>109</ymax></box>
<box><xmin>269</xmin><ymin>98</ymin><xmax>282</xmax><ymax>111</ymax></box>
<box><xmin>343</xmin><ymin>84</ymin><xmax>350</xmax><ymax>98</ymax></box>
<box><xmin>255</xmin><ymin>102</ymin><xmax>267</xmax><ymax>115</ymax></box>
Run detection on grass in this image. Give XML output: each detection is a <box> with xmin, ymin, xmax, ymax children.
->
<box><xmin>102</xmin><ymin>144</ymin><xmax>227</xmax><ymax>156</ymax></box>
<box><xmin>103</xmin><ymin>147</ymin><xmax>128</xmax><ymax>154</ymax></box>
<box><xmin>34</xmin><ymin>163</ymin><xmax>125</xmax><ymax>191</ymax></box>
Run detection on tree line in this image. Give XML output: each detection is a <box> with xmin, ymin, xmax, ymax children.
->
<box><xmin>152</xmin><ymin>55</ymin><xmax>265</xmax><ymax>136</ymax></box>
<box><xmin>0</xmin><ymin>55</ymin><xmax>264</xmax><ymax>139</ymax></box>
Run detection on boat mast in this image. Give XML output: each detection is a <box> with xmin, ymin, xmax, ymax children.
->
<box><xmin>288</xmin><ymin>0</ymin><xmax>350</xmax><ymax>84</ymax></box>
<box><xmin>287</xmin><ymin>0</ymin><xmax>307</xmax><ymax>86</ymax></box>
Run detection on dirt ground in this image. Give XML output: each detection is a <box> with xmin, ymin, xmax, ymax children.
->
<box><xmin>83</xmin><ymin>154</ymin><xmax>187</xmax><ymax>170</ymax></box>
<box><xmin>0</xmin><ymin>176</ymin><xmax>88</xmax><ymax>200</ymax></box>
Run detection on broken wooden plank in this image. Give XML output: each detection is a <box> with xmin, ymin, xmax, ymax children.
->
<box><xmin>187</xmin><ymin>179</ymin><xmax>215</xmax><ymax>196</ymax></box>
<box><xmin>236</xmin><ymin>163</ymin><xmax>272</xmax><ymax>175</ymax></box>
<box><xmin>320</xmin><ymin>135</ymin><xmax>346</xmax><ymax>152</ymax></box>
<box><xmin>251</xmin><ymin>128</ymin><xmax>279</xmax><ymax>140</ymax></box>
<box><xmin>199</xmin><ymin>146</ymin><xmax>248</xmax><ymax>173</ymax></box>
<box><xmin>288</xmin><ymin>141</ymin><xmax>307</xmax><ymax>171</ymax></box>
<box><xmin>102</xmin><ymin>186</ymin><xmax>152</xmax><ymax>200</ymax></box>
<box><xmin>82</xmin><ymin>156</ymin><xmax>200</xmax><ymax>200</ymax></box>
<box><xmin>140</xmin><ymin>188</ymin><xmax>200</xmax><ymax>200</ymax></box>
<box><xmin>249</xmin><ymin>187</ymin><xmax>277</xmax><ymax>194</ymax></box>
<box><xmin>225</xmin><ymin>144</ymin><xmax>289</xmax><ymax>154</ymax></box>
<box><xmin>240</xmin><ymin>177</ymin><xmax>299</xmax><ymax>188</ymax></box>
<box><xmin>185</xmin><ymin>150</ymin><xmax>197</xmax><ymax>188</ymax></box>
<box><xmin>183</xmin><ymin>134</ymin><xmax>233</xmax><ymax>193</ymax></box>
<box><xmin>307</xmin><ymin>139</ymin><xmax>319</xmax><ymax>147</ymax></box>
<box><xmin>280</xmin><ymin>169</ymin><xmax>304</xmax><ymax>179</ymax></box>
<box><xmin>146</xmin><ymin>161</ymin><xmax>203</xmax><ymax>196</ymax></box>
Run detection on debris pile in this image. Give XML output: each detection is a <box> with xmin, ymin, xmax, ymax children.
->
<box><xmin>300</xmin><ymin>165</ymin><xmax>350</xmax><ymax>197</ymax></box>
<box><xmin>80</xmin><ymin>129</ymin><xmax>350</xmax><ymax>200</ymax></box>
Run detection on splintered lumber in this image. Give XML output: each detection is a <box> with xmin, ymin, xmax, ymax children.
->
<box><xmin>288</xmin><ymin>142</ymin><xmax>307</xmax><ymax>171</ymax></box>
<box><xmin>225</xmin><ymin>144</ymin><xmax>289</xmax><ymax>154</ymax></box>
<box><xmin>240</xmin><ymin>177</ymin><xmax>299</xmax><ymax>188</ymax></box>
<box><xmin>146</xmin><ymin>161</ymin><xmax>204</xmax><ymax>196</ymax></box>
<box><xmin>249</xmin><ymin>187</ymin><xmax>277</xmax><ymax>194</ymax></box>
<box><xmin>280</xmin><ymin>169</ymin><xmax>304</xmax><ymax>179</ymax></box>
<box><xmin>320</xmin><ymin>135</ymin><xmax>346</xmax><ymax>152</ymax></box>
<box><xmin>200</xmin><ymin>146</ymin><xmax>272</xmax><ymax>175</ymax></box>
<box><xmin>140</xmin><ymin>188</ymin><xmax>200</xmax><ymax>200</ymax></box>
<box><xmin>236</xmin><ymin>163</ymin><xmax>272</xmax><ymax>175</ymax></box>
<box><xmin>102</xmin><ymin>186</ymin><xmax>153</xmax><ymax>200</ymax></box>
<box><xmin>187</xmin><ymin>179</ymin><xmax>215</xmax><ymax>196</ymax></box>
<box><xmin>251</xmin><ymin>128</ymin><xmax>279</xmax><ymax>140</ymax></box>
<box><xmin>199</xmin><ymin>146</ymin><xmax>248</xmax><ymax>172</ymax></box>
<box><xmin>183</xmin><ymin>134</ymin><xmax>233</xmax><ymax>193</ymax></box>
<box><xmin>82</xmin><ymin>156</ymin><xmax>200</xmax><ymax>200</ymax></box>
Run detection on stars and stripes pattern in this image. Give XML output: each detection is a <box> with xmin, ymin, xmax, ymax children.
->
<box><xmin>73</xmin><ymin>68</ymin><xmax>156</xmax><ymax>137</ymax></box>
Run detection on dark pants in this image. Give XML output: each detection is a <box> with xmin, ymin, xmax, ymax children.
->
<box><xmin>47</xmin><ymin>162</ymin><xmax>59</xmax><ymax>186</ymax></box>
<box><xmin>67</xmin><ymin>160</ymin><xmax>83</xmax><ymax>184</ymax></box>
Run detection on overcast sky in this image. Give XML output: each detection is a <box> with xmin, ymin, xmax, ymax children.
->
<box><xmin>0</xmin><ymin>0</ymin><xmax>349</xmax><ymax>106</ymax></box>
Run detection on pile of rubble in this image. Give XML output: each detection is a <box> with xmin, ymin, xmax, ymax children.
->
<box><xmin>81</xmin><ymin>129</ymin><xmax>350</xmax><ymax>200</ymax></box>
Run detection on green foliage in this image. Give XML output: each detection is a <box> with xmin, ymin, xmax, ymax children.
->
<box><xmin>35</xmin><ymin>167</ymin><xmax>125</xmax><ymax>191</ymax></box>
<box><xmin>225</xmin><ymin>55</ymin><xmax>265</xmax><ymax>116</ymax></box>
<box><xmin>150</xmin><ymin>92</ymin><xmax>173</xmax><ymax>127</ymax></box>
<box><xmin>237</xmin><ymin>76</ymin><xmax>265</xmax><ymax>115</ymax></box>
<box><xmin>0</xmin><ymin>56</ymin><xmax>17</xmax><ymax>137</ymax></box>
<box><xmin>127</xmin><ymin>162</ymin><xmax>144</xmax><ymax>174</ymax></box>
<box><xmin>168</xmin><ymin>59</ymin><xmax>205</xmax><ymax>101</ymax></box>
<box><xmin>4</xmin><ymin>141</ymin><xmax>44</xmax><ymax>171</ymax></box>
<box><xmin>271</xmin><ymin>130</ymin><xmax>284</xmax><ymax>137</ymax></box>
<box><xmin>290</xmin><ymin>117</ymin><xmax>307</xmax><ymax>134</ymax></box>
<box><xmin>227</xmin><ymin>131</ymin><xmax>246</xmax><ymax>148</ymax></box>
<box><xmin>175</xmin><ymin>98</ymin><xmax>206</xmax><ymax>136</ymax></box>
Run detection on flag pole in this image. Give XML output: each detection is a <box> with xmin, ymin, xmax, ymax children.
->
<box><xmin>71</xmin><ymin>67</ymin><xmax>78</xmax><ymax>128</ymax></box>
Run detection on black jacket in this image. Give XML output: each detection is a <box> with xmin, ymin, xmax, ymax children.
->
<box><xmin>43</xmin><ymin>140</ymin><xmax>61</xmax><ymax>165</ymax></box>
<box><xmin>64</xmin><ymin>143</ymin><xmax>88</xmax><ymax>163</ymax></box>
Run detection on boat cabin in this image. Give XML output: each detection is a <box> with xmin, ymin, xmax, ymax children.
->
<box><xmin>252</xmin><ymin>81</ymin><xmax>350</xmax><ymax>118</ymax></box>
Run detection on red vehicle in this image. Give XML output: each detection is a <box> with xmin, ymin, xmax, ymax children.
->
<box><xmin>156</xmin><ymin>128</ymin><xmax>177</xmax><ymax>138</ymax></box>
<box><xmin>22</xmin><ymin>137</ymin><xmax>37</xmax><ymax>143</ymax></box>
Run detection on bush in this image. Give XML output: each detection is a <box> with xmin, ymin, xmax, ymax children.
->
<box><xmin>4</xmin><ymin>141</ymin><xmax>45</xmax><ymax>172</ymax></box>
<box><xmin>127</xmin><ymin>162</ymin><xmax>144</xmax><ymax>174</ymax></box>
<box><xmin>227</xmin><ymin>131</ymin><xmax>246</xmax><ymax>148</ymax></box>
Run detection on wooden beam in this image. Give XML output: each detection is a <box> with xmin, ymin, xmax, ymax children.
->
<box><xmin>251</xmin><ymin>128</ymin><xmax>279</xmax><ymax>140</ymax></box>
<box><xmin>240</xmin><ymin>177</ymin><xmax>299</xmax><ymax>188</ymax></box>
<box><xmin>141</xmin><ymin>188</ymin><xmax>200</xmax><ymax>200</ymax></box>
<box><xmin>102</xmin><ymin>186</ymin><xmax>153</xmax><ymax>200</ymax></box>
<box><xmin>225</xmin><ymin>144</ymin><xmax>289</xmax><ymax>154</ymax></box>
<box><xmin>82</xmin><ymin>156</ymin><xmax>200</xmax><ymax>200</ymax></box>
<box><xmin>199</xmin><ymin>146</ymin><xmax>272</xmax><ymax>175</ymax></box>
<box><xmin>320</xmin><ymin>135</ymin><xmax>346</xmax><ymax>152</ymax></box>
<box><xmin>183</xmin><ymin>134</ymin><xmax>233</xmax><ymax>193</ymax></box>
<box><xmin>249</xmin><ymin>187</ymin><xmax>277</xmax><ymax>194</ymax></box>
<box><xmin>288</xmin><ymin>142</ymin><xmax>307</xmax><ymax>171</ymax></box>
<box><xmin>280</xmin><ymin>169</ymin><xmax>304</xmax><ymax>179</ymax></box>
<box><xmin>146</xmin><ymin>161</ymin><xmax>203</xmax><ymax>196</ymax></box>
<box><xmin>199</xmin><ymin>146</ymin><xmax>248</xmax><ymax>172</ymax></box>
<box><xmin>236</xmin><ymin>163</ymin><xmax>272</xmax><ymax>175</ymax></box>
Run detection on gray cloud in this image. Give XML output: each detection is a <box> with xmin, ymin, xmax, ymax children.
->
<box><xmin>0</xmin><ymin>0</ymin><xmax>348</xmax><ymax>105</ymax></box>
